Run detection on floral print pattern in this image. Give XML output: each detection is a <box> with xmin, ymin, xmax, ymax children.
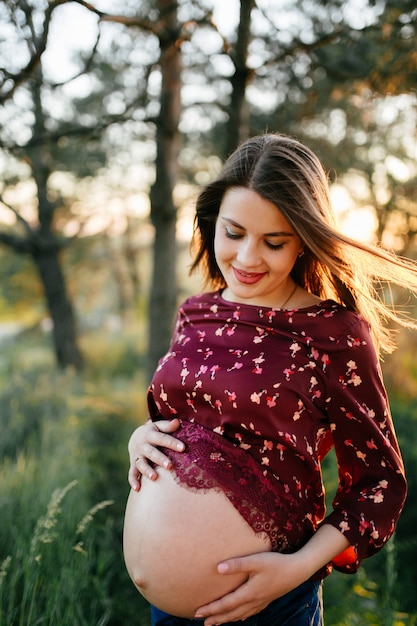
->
<box><xmin>148</xmin><ymin>292</ymin><xmax>407</xmax><ymax>574</ymax></box>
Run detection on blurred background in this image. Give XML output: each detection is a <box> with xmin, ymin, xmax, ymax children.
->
<box><xmin>0</xmin><ymin>1</ymin><xmax>416</xmax><ymax>624</ymax></box>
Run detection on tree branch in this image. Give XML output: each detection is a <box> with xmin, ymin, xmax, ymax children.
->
<box><xmin>0</xmin><ymin>193</ymin><xmax>36</xmax><ymax>238</ymax></box>
<box><xmin>0</xmin><ymin>0</ymin><xmax>70</xmax><ymax>104</ymax></box>
<box><xmin>49</xmin><ymin>27</ymin><xmax>102</xmax><ymax>89</ymax></box>
<box><xmin>71</xmin><ymin>0</ymin><xmax>159</xmax><ymax>32</ymax></box>
<box><xmin>0</xmin><ymin>91</ymin><xmax>155</xmax><ymax>153</ymax></box>
<box><xmin>0</xmin><ymin>231</ymin><xmax>33</xmax><ymax>254</ymax></box>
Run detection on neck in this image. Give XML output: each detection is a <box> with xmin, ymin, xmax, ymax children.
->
<box><xmin>279</xmin><ymin>282</ymin><xmax>298</xmax><ymax>309</ymax></box>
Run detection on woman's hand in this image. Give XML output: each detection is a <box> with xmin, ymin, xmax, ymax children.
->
<box><xmin>128</xmin><ymin>418</ymin><xmax>184</xmax><ymax>491</ymax></box>
<box><xmin>194</xmin><ymin>525</ymin><xmax>350</xmax><ymax>625</ymax></box>
<box><xmin>193</xmin><ymin>552</ymin><xmax>306</xmax><ymax>625</ymax></box>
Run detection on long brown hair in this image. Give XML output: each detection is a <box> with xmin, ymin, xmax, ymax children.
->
<box><xmin>191</xmin><ymin>133</ymin><xmax>417</xmax><ymax>355</ymax></box>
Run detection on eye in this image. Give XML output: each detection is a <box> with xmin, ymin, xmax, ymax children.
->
<box><xmin>265</xmin><ymin>241</ymin><xmax>284</xmax><ymax>251</ymax></box>
<box><xmin>225</xmin><ymin>228</ymin><xmax>242</xmax><ymax>240</ymax></box>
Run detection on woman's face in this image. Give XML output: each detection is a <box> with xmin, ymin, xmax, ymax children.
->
<box><xmin>214</xmin><ymin>187</ymin><xmax>303</xmax><ymax>308</ymax></box>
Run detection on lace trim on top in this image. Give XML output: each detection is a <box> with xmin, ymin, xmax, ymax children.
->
<box><xmin>160</xmin><ymin>420</ymin><xmax>314</xmax><ymax>552</ymax></box>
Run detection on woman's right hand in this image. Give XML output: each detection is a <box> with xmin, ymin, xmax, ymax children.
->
<box><xmin>128</xmin><ymin>418</ymin><xmax>184</xmax><ymax>491</ymax></box>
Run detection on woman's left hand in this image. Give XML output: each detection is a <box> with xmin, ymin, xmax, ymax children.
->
<box><xmin>194</xmin><ymin>552</ymin><xmax>305</xmax><ymax>625</ymax></box>
<box><xmin>194</xmin><ymin>525</ymin><xmax>349</xmax><ymax>625</ymax></box>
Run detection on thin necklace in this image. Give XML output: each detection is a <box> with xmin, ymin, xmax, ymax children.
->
<box><xmin>279</xmin><ymin>282</ymin><xmax>298</xmax><ymax>309</ymax></box>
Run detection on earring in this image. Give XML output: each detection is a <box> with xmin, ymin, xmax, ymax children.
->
<box><xmin>298</xmin><ymin>249</ymin><xmax>305</xmax><ymax>258</ymax></box>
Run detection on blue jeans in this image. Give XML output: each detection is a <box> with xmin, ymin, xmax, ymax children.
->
<box><xmin>150</xmin><ymin>579</ymin><xmax>323</xmax><ymax>625</ymax></box>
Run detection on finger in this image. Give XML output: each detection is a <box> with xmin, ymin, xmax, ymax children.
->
<box><xmin>127</xmin><ymin>420</ymin><xmax>185</xmax><ymax>483</ymax></box>
<box><xmin>196</xmin><ymin>585</ymin><xmax>252</xmax><ymax>624</ymax></box>
<box><xmin>199</xmin><ymin>589</ymin><xmax>268</xmax><ymax>626</ymax></box>
<box><xmin>140</xmin><ymin>419</ymin><xmax>184</xmax><ymax>454</ymax></box>
<box><xmin>203</xmin><ymin>607</ymin><xmax>248</xmax><ymax>626</ymax></box>
<box><xmin>202</xmin><ymin>601</ymin><xmax>262</xmax><ymax>626</ymax></box>
<box><xmin>127</xmin><ymin>465</ymin><xmax>142</xmax><ymax>491</ymax></box>
<box><xmin>196</xmin><ymin>576</ymin><xmax>249</xmax><ymax>614</ymax></box>
<box><xmin>153</xmin><ymin>417</ymin><xmax>181</xmax><ymax>434</ymax></box>
<box><xmin>134</xmin><ymin>453</ymin><xmax>161</xmax><ymax>480</ymax></box>
<box><xmin>150</xmin><ymin>419</ymin><xmax>185</xmax><ymax>453</ymax></box>
<box><xmin>139</xmin><ymin>436</ymin><xmax>184</xmax><ymax>471</ymax></box>
<box><xmin>216</xmin><ymin>555</ymin><xmax>252</xmax><ymax>575</ymax></box>
<box><xmin>195</xmin><ymin>557</ymin><xmax>260</xmax><ymax>619</ymax></box>
<box><xmin>146</xmin><ymin>431</ymin><xmax>186</xmax><ymax>454</ymax></box>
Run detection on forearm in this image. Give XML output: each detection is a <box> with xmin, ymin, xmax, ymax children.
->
<box><xmin>291</xmin><ymin>524</ymin><xmax>351</xmax><ymax>581</ymax></box>
<box><xmin>194</xmin><ymin>525</ymin><xmax>351</xmax><ymax>624</ymax></box>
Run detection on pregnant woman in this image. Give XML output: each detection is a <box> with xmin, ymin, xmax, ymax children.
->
<box><xmin>123</xmin><ymin>133</ymin><xmax>415</xmax><ymax>626</ymax></box>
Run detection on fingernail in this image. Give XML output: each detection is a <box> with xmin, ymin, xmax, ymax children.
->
<box><xmin>176</xmin><ymin>442</ymin><xmax>185</xmax><ymax>451</ymax></box>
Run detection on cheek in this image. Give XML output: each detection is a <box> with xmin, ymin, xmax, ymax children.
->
<box><xmin>213</xmin><ymin>231</ymin><xmax>226</xmax><ymax>263</ymax></box>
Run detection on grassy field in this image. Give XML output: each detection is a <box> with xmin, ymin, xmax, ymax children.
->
<box><xmin>0</xmin><ymin>322</ymin><xmax>416</xmax><ymax>625</ymax></box>
<box><xmin>0</xmin><ymin>324</ymin><xmax>151</xmax><ymax>625</ymax></box>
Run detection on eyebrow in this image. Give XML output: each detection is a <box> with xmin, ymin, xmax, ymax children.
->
<box><xmin>221</xmin><ymin>217</ymin><xmax>295</xmax><ymax>238</ymax></box>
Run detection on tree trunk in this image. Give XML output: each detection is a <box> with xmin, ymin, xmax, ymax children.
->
<box><xmin>27</xmin><ymin>65</ymin><xmax>84</xmax><ymax>370</ymax></box>
<box><xmin>147</xmin><ymin>0</ymin><xmax>182</xmax><ymax>381</ymax></box>
<box><xmin>225</xmin><ymin>0</ymin><xmax>255</xmax><ymax>156</ymax></box>
<box><xmin>33</xmin><ymin>249</ymin><xmax>83</xmax><ymax>369</ymax></box>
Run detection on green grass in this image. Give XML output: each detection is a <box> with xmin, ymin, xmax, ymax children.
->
<box><xmin>0</xmin><ymin>326</ymin><xmax>150</xmax><ymax>625</ymax></box>
<box><xmin>1</xmin><ymin>323</ymin><xmax>417</xmax><ymax>625</ymax></box>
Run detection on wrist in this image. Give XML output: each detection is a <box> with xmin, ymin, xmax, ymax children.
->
<box><xmin>289</xmin><ymin>548</ymin><xmax>323</xmax><ymax>583</ymax></box>
<box><xmin>293</xmin><ymin>525</ymin><xmax>351</xmax><ymax>580</ymax></box>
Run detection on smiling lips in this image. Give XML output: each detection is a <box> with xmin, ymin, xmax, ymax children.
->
<box><xmin>233</xmin><ymin>267</ymin><xmax>266</xmax><ymax>284</ymax></box>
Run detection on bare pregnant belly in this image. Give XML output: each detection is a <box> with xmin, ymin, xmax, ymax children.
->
<box><xmin>123</xmin><ymin>468</ymin><xmax>271</xmax><ymax>618</ymax></box>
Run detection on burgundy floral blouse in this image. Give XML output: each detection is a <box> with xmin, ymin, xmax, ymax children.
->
<box><xmin>147</xmin><ymin>291</ymin><xmax>407</xmax><ymax>575</ymax></box>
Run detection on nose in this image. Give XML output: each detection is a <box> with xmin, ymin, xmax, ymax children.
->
<box><xmin>236</xmin><ymin>238</ymin><xmax>262</xmax><ymax>267</ymax></box>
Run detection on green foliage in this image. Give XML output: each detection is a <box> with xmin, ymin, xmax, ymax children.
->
<box><xmin>321</xmin><ymin>347</ymin><xmax>417</xmax><ymax>625</ymax></box>
<box><xmin>0</xmin><ymin>248</ymin><xmax>43</xmax><ymax>318</ymax></box>
<box><xmin>0</xmin><ymin>333</ymin><xmax>150</xmax><ymax>625</ymax></box>
<box><xmin>382</xmin><ymin>397</ymin><xmax>417</xmax><ymax>615</ymax></box>
<box><xmin>0</xmin><ymin>480</ymin><xmax>113</xmax><ymax>625</ymax></box>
